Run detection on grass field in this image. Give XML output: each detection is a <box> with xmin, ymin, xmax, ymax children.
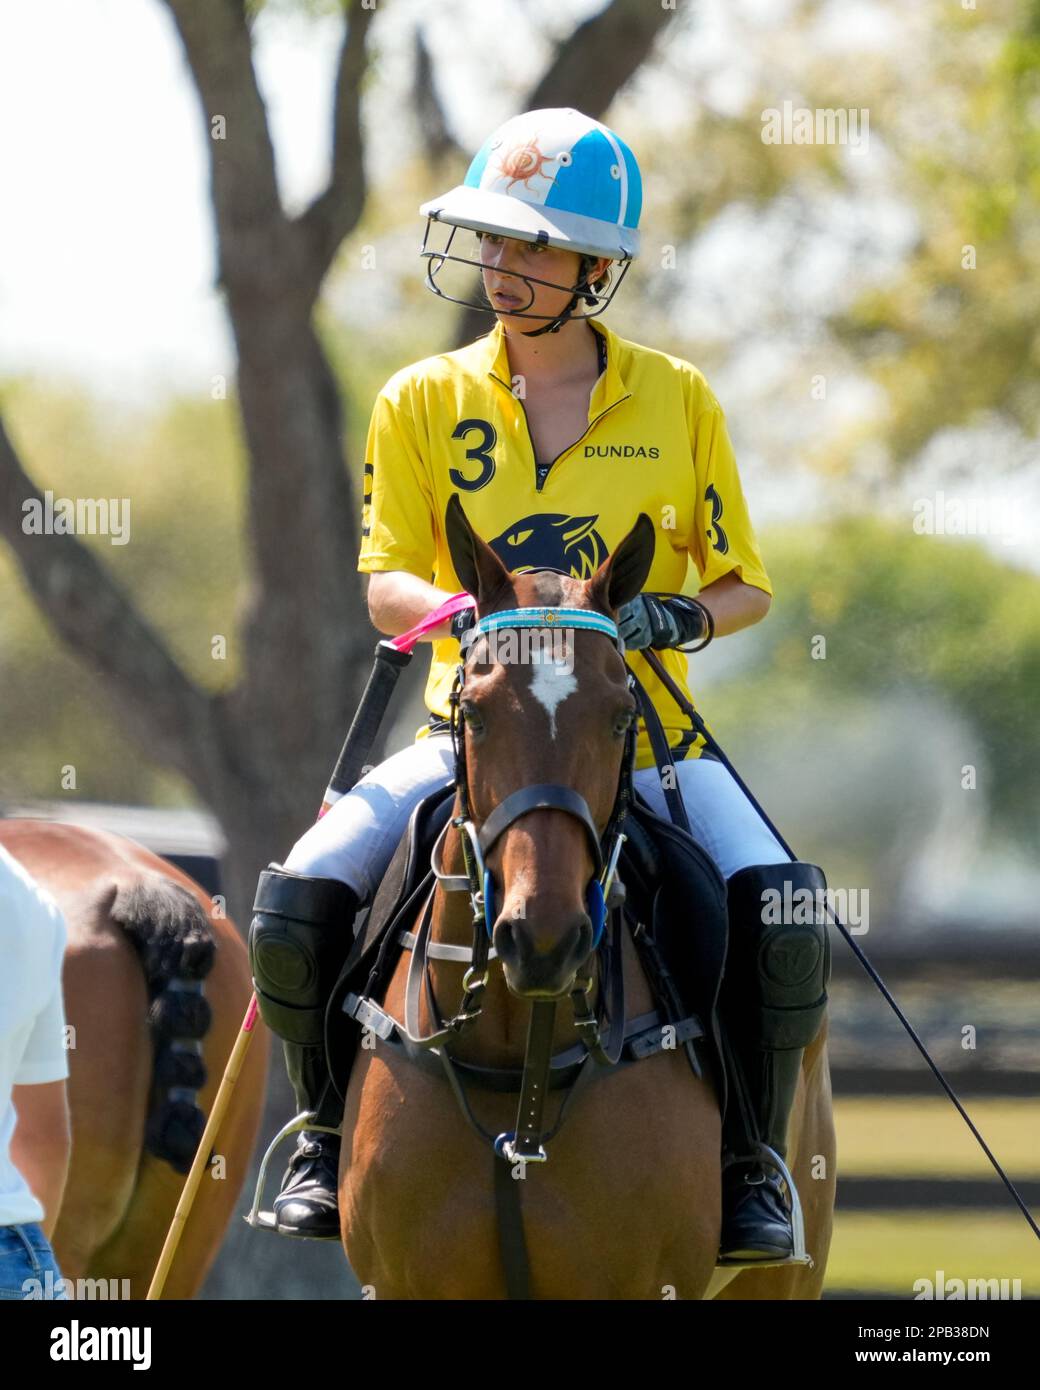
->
<box><xmin>825</xmin><ymin>1098</ymin><xmax>1039</xmax><ymax>1297</ymax></box>
<box><xmin>832</xmin><ymin>1098</ymin><xmax>1040</xmax><ymax>1176</ymax></box>
<box><xmin>827</xmin><ymin>1214</ymin><xmax>1039</xmax><ymax>1295</ymax></box>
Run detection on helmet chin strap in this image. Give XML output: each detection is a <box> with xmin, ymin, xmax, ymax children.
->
<box><xmin>519</xmin><ymin>256</ymin><xmax>599</xmax><ymax>337</ymax></box>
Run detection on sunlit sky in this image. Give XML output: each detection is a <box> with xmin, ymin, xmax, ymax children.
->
<box><xmin>0</xmin><ymin>0</ymin><xmax>860</xmax><ymax>399</ymax></box>
<box><xmin>0</xmin><ymin>0</ymin><xmax>617</xmax><ymax>398</ymax></box>
<box><xmin>1</xmin><ymin>0</ymin><xmax>336</xmax><ymax>397</ymax></box>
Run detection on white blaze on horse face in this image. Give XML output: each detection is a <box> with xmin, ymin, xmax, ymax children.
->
<box><xmin>528</xmin><ymin>658</ymin><xmax>578</xmax><ymax>739</ymax></box>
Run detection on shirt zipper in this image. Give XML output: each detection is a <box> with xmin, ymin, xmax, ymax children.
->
<box><xmin>490</xmin><ymin>375</ymin><xmax>633</xmax><ymax>493</ymax></box>
<box><xmin>528</xmin><ymin>393</ymin><xmax>632</xmax><ymax>493</ymax></box>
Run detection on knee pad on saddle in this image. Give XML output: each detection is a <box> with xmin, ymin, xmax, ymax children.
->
<box><xmin>722</xmin><ymin>861</ymin><xmax>831</xmax><ymax>1051</ymax></box>
<box><xmin>248</xmin><ymin>866</ymin><xmax>360</xmax><ymax>1046</ymax></box>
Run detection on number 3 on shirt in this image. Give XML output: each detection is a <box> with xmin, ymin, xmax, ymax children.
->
<box><xmin>450</xmin><ymin>419</ymin><xmax>497</xmax><ymax>491</ymax></box>
<box><xmin>705</xmin><ymin>483</ymin><xmax>729</xmax><ymax>555</ymax></box>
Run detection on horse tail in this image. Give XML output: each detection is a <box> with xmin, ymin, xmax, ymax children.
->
<box><xmin>109</xmin><ymin>877</ymin><xmax>216</xmax><ymax>1174</ymax></box>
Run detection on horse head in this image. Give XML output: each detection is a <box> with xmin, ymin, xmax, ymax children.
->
<box><xmin>444</xmin><ymin>492</ymin><xmax>655</xmax><ymax>998</ymax></box>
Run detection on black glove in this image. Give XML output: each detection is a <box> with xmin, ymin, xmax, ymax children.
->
<box><xmin>617</xmin><ymin>594</ymin><xmax>713</xmax><ymax>652</ymax></box>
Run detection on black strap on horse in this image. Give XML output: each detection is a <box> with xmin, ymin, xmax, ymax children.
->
<box><xmin>642</xmin><ymin>647</ymin><xmax>1040</xmax><ymax>1246</ymax></box>
<box><xmin>625</xmin><ymin>663</ymin><xmax>693</xmax><ymax>834</ymax></box>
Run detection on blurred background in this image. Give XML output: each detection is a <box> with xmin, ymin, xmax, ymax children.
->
<box><xmin>0</xmin><ymin>0</ymin><xmax>1038</xmax><ymax>1298</ymax></box>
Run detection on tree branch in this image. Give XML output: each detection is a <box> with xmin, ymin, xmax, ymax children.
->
<box><xmin>160</xmin><ymin>0</ymin><xmax>368</xmax><ymax>764</ymax></box>
<box><xmin>410</xmin><ymin>24</ymin><xmax>465</xmax><ymax>168</ymax></box>
<box><xmin>294</xmin><ymin>1</ymin><xmax>377</xmax><ymax>301</ymax></box>
<box><xmin>161</xmin><ymin>0</ymin><xmax>292</xmax><ymax>300</ymax></box>
<box><xmin>523</xmin><ymin>0</ymin><xmax>678</xmax><ymax>117</ymax></box>
<box><xmin>0</xmin><ymin>415</ymin><xmax>222</xmax><ymax>797</ymax></box>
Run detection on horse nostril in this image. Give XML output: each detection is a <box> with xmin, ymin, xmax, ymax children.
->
<box><xmin>494</xmin><ymin>910</ymin><xmax>592</xmax><ymax>996</ymax></box>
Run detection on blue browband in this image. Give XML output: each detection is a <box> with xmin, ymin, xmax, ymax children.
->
<box><xmin>472</xmin><ymin>606</ymin><xmax>624</xmax><ymax>657</ymax></box>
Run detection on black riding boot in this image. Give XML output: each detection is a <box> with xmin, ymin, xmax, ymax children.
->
<box><xmin>718</xmin><ymin>861</ymin><xmax>830</xmax><ymax>1264</ymax></box>
<box><xmin>273</xmin><ymin>1039</ymin><xmax>344</xmax><ymax>1239</ymax></box>
<box><xmin>248</xmin><ymin>866</ymin><xmax>360</xmax><ymax>1240</ymax></box>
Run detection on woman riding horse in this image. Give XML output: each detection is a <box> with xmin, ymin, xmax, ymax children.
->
<box><xmin>247</xmin><ymin>107</ymin><xmax>830</xmax><ymax>1265</ymax></box>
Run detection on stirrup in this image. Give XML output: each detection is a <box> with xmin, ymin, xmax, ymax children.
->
<box><xmin>243</xmin><ymin>1110</ymin><xmax>342</xmax><ymax>1235</ymax></box>
<box><xmin>714</xmin><ymin>1141</ymin><xmax>814</xmax><ymax>1270</ymax></box>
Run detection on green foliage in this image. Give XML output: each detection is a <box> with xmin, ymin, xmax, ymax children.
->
<box><xmin>711</xmin><ymin>517</ymin><xmax>1040</xmax><ymax>841</ymax></box>
<box><xmin>0</xmin><ymin>381</ymin><xmax>249</xmax><ymax>805</ymax></box>
<box><xmin>831</xmin><ymin>0</ymin><xmax>1040</xmax><ymax>467</ymax></box>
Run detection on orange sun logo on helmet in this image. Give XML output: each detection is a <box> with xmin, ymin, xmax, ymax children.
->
<box><xmin>494</xmin><ymin>136</ymin><xmax>559</xmax><ymax>194</ymax></box>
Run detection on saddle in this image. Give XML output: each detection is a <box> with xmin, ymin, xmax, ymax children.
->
<box><xmin>325</xmin><ymin>782</ymin><xmax>729</xmax><ymax>1113</ymax></box>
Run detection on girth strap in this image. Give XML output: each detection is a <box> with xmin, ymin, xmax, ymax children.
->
<box><xmin>347</xmin><ymin>1000</ymin><xmax>705</xmax><ymax>1092</ymax></box>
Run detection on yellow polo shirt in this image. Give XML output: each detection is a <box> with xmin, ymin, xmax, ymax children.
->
<box><xmin>358</xmin><ymin>317</ymin><xmax>771</xmax><ymax>771</ymax></box>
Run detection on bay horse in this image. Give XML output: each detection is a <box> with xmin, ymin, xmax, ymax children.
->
<box><xmin>0</xmin><ymin>819</ymin><xmax>267</xmax><ymax>1299</ymax></box>
<box><xmin>339</xmin><ymin>499</ymin><xmax>835</xmax><ymax>1299</ymax></box>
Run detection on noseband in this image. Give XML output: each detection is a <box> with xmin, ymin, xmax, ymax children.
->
<box><xmin>431</xmin><ymin>605</ymin><xmax>636</xmax><ymax>947</ymax></box>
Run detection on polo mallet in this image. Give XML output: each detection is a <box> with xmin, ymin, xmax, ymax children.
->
<box><xmin>643</xmin><ymin>646</ymin><xmax>1040</xmax><ymax>1243</ymax></box>
<box><xmin>146</xmin><ymin>594</ymin><xmax>474</xmax><ymax>1299</ymax></box>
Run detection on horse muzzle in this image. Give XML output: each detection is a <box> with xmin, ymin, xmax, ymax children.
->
<box><xmin>493</xmin><ymin>904</ymin><xmax>594</xmax><ymax>998</ymax></box>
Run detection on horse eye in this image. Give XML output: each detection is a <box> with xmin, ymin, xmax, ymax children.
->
<box><xmin>614</xmin><ymin>708</ymin><xmax>635</xmax><ymax>736</ymax></box>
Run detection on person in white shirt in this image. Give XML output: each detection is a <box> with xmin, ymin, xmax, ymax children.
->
<box><xmin>0</xmin><ymin>843</ymin><xmax>72</xmax><ymax>1300</ymax></box>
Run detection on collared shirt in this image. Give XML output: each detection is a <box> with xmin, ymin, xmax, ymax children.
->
<box><xmin>358</xmin><ymin>317</ymin><xmax>772</xmax><ymax>770</ymax></box>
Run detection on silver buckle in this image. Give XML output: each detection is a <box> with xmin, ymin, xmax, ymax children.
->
<box><xmin>345</xmin><ymin>993</ymin><xmax>396</xmax><ymax>1041</ymax></box>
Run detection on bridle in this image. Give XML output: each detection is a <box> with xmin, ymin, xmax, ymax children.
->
<box><xmin>434</xmin><ymin>604</ymin><xmax>634</xmax><ymax>946</ymax></box>
<box><xmin>419</xmin><ymin>600</ymin><xmax>638</xmax><ymax>1162</ymax></box>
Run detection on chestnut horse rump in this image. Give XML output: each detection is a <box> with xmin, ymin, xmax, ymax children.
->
<box><xmin>324</xmin><ymin>784</ymin><xmax>728</xmax><ymax>1109</ymax></box>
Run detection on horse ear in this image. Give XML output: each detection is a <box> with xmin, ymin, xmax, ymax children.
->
<box><xmin>588</xmin><ymin>513</ymin><xmax>656</xmax><ymax>614</ymax></box>
<box><xmin>444</xmin><ymin>493</ymin><xmax>512</xmax><ymax>604</ymax></box>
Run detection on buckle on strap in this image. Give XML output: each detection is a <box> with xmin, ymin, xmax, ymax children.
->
<box><xmin>344</xmin><ymin>993</ymin><xmax>396</xmax><ymax>1041</ymax></box>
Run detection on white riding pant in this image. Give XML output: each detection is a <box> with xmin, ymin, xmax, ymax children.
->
<box><xmin>284</xmin><ymin>733</ymin><xmax>788</xmax><ymax>902</ymax></box>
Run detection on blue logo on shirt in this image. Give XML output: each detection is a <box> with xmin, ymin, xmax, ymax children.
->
<box><xmin>489</xmin><ymin>513</ymin><xmax>607</xmax><ymax>578</ymax></box>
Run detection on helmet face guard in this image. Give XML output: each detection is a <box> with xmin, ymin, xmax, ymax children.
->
<box><xmin>419</xmin><ymin>219</ymin><xmax>632</xmax><ymax>324</ymax></box>
<box><xmin>418</xmin><ymin>108</ymin><xmax>642</xmax><ymax>331</ymax></box>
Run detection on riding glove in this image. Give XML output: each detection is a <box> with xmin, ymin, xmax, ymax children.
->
<box><xmin>617</xmin><ymin>594</ymin><xmax>712</xmax><ymax>652</ymax></box>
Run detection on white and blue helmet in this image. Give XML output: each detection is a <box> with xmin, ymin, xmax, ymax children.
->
<box><xmin>421</xmin><ymin>107</ymin><xmax>642</xmax><ymax>260</ymax></box>
<box><xmin>419</xmin><ymin>108</ymin><xmax>643</xmax><ymax>331</ymax></box>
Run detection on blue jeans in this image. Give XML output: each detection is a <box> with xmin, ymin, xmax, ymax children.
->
<box><xmin>0</xmin><ymin>1223</ymin><xmax>68</xmax><ymax>1300</ymax></box>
